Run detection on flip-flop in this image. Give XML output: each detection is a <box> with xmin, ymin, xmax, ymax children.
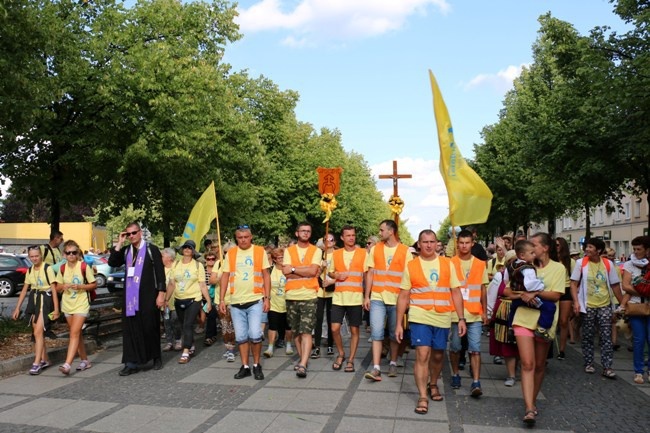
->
<box><xmin>414</xmin><ymin>397</ymin><xmax>428</xmax><ymax>415</ymax></box>
<box><xmin>344</xmin><ymin>361</ymin><xmax>355</xmax><ymax>373</ymax></box>
<box><xmin>523</xmin><ymin>410</ymin><xmax>536</xmax><ymax>426</ymax></box>
<box><xmin>332</xmin><ymin>354</ymin><xmax>345</xmax><ymax>371</ymax></box>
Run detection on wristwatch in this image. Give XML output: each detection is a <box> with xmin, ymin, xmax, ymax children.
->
<box><xmin>291</xmin><ymin>267</ymin><xmax>296</xmax><ymax>273</ymax></box>
<box><xmin>458</xmin><ymin>317</ymin><xmax>467</xmax><ymax>322</ymax></box>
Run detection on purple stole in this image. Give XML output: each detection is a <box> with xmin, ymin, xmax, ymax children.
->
<box><xmin>125</xmin><ymin>244</ymin><xmax>146</xmax><ymax>317</ymax></box>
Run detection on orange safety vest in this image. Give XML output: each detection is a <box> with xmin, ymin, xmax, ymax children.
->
<box><xmin>408</xmin><ymin>256</ymin><xmax>454</xmax><ymax>313</ymax></box>
<box><xmin>285</xmin><ymin>244</ymin><xmax>320</xmax><ymax>292</ymax></box>
<box><xmin>371</xmin><ymin>242</ymin><xmax>409</xmax><ymax>295</ymax></box>
<box><xmin>451</xmin><ymin>256</ymin><xmax>485</xmax><ymax>315</ymax></box>
<box><xmin>228</xmin><ymin>245</ymin><xmax>265</xmax><ymax>295</ymax></box>
<box><xmin>333</xmin><ymin>248</ymin><xmax>366</xmax><ymax>293</ymax></box>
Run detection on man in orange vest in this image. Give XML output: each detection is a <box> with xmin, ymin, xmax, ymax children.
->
<box><xmin>328</xmin><ymin>225</ymin><xmax>368</xmax><ymax>373</ymax></box>
<box><xmin>219</xmin><ymin>226</ymin><xmax>271</xmax><ymax>381</ymax></box>
<box><xmin>363</xmin><ymin>219</ymin><xmax>413</xmax><ymax>382</ymax></box>
<box><xmin>283</xmin><ymin>222</ymin><xmax>323</xmax><ymax>378</ymax></box>
<box><xmin>449</xmin><ymin>229</ymin><xmax>489</xmax><ymax>397</ymax></box>
<box><xmin>396</xmin><ymin>230</ymin><xmax>466</xmax><ymax>414</ymax></box>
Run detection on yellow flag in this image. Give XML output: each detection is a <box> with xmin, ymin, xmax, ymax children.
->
<box><xmin>181</xmin><ymin>181</ymin><xmax>217</xmax><ymax>245</ymax></box>
<box><xmin>429</xmin><ymin>70</ymin><xmax>493</xmax><ymax>226</ymax></box>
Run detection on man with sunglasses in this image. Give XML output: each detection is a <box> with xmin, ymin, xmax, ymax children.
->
<box><xmin>108</xmin><ymin>222</ymin><xmax>166</xmax><ymax>376</ymax></box>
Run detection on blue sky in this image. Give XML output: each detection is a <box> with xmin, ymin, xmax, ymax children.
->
<box><xmin>225</xmin><ymin>0</ymin><xmax>628</xmax><ymax>237</ymax></box>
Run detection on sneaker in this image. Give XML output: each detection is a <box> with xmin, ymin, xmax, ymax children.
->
<box><xmin>458</xmin><ymin>359</ymin><xmax>466</xmax><ymax>370</ymax></box>
<box><xmin>504</xmin><ymin>377</ymin><xmax>516</xmax><ymax>387</ymax></box>
<box><xmin>76</xmin><ymin>360</ymin><xmax>92</xmax><ymax>371</ymax></box>
<box><xmin>388</xmin><ymin>364</ymin><xmax>398</xmax><ymax>377</ymax></box>
<box><xmin>310</xmin><ymin>347</ymin><xmax>320</xmax><ymax>359</ymax></box>
<box><xmin>162</xmin><ymin>342</ymin><xmax>173</xmax><ymax>352</ymax></box>
<box><xmin>327</xmin><ymin>347</ymin><xmax>334</xmax><ymax>356</ymax></box>
<box><xmin>557</xmin><ymin>351</ymin><xmax>565</xmax><ymax>360</ymax></box>
<box><xmin>584</xmin><ymin>365</ymin><xmax>596</xmax><ymax>374</ymax></box>
<box><xmin>253</xmin><ymin>364</ymin><xmax>264</xmax><ymax>380</ymax></box>
<box><xmin>234</xmin><ymin>365</ymin><xmax>252</xmax><ymax>379</ymax></box>
<box><xmin>493</xmin><ymin>356</ymin><xmax>504</xmax><ymax>365</ymax></box>
<box><xmin>39</xmin><ymin>360</ymin><xmax>52</xmax><ymax>370</ymax></box>
<box><xmin>364</xmin><ymin>368</ymin><xmax>382</xmax><ymax>382</ymax></box>
<box><xmin>59</xmin><ymin>363</ymin><xmax>71</xmax><ymax>376</ymax></box>
<box><xmin>29</xmin><ymin>364</ymin><xmax>42</xmax><ymax>375</ymax></box>
<box><xmin>226</xmin><ymin>351</ymin><xmax>236</xmax><ymax>363</ymax></box>
<box><xmin>174</xmin><ymin>341</ymin><xmax>183</xmax><ymax>351</ymax></box>
<box><xmin>396</xmin><ymin>356</ymin><xmax>405</xmax><ymax>368</ymax></box>
<box><xmin>451</xmin><ymin>374</ymin><xmax>461</xmax><ymax>389</ymax></box>
<box><xmin>263</xmin><ymin>348</ymin><xmax>274</xmax><ymax>358</ymax></box>
<box><xmin>276</xmin><ymin>339</ymin><xmax>285</xmax><ymax>348</ymax></box>
<box><xmin>285</xmin><ymin>345</ymin><xmax>294</xmax><ymax>356</ymax></box>
<box><xmin>470</xmin><ymin>381</ymin><xmax>483</xmax><ymax>397</ymax></box>
<box><xmin>634</xmin><ymin>373</ymin><xmax>644</xmax><ymax>384</ymax></box>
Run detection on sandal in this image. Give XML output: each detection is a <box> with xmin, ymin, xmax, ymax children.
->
<box><xmin>429</xmin><ymin>383</ymin><xmax>443</xmax><ymax>401</ymax></box>
<box><xmin>178</xmin><ymin>354</ymin><xmax>190</xmax><ymax>364</ymax></box>
<box><xmin>295</xmin><ymin>365</ymin><xmax>307</xmax><ymax>378</ymax></box>
<box><xmin>204</xmin><ymin>337</ymin><xmax>216</xmax><ymax>347</ymax></box>
<box><xmin>602</xmin><ymin>368</ymin><xmax>617</xmax><ymax>379</ymax></box>
<box><xmin>332</xmin><ymin>354</ymin><xmax>345</xmax><ymax>371</ymax></box>
<box><xmin>414</xmin><ymin>397</ymin><xmax>428</xmax><ymax>415</ymax></box>
<box><xmin>344</xmin><ymin>361</ymin><xmax>355</xmax><ymax>373</ymax></box>
<box><xmin>523</xmin><ymin>410</ymin><xmax>536</xmax><ymax>425</ymax></box>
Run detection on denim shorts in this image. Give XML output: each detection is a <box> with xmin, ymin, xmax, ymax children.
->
<box><xmin>410</xmin><ymin>323</ymin><xmax>449</xmax><ymax>350</ymax></box>
<box><xmin>369</xmin><ymin>300</ymin><xmax>397</xmax><ymax>341</ymax></box>
<box><xmin>449</xmin><ymin>320</ymin><xmax>482</xmax><ymax>353</ymax></box>
<box><xmin>230</xmin><ymin>299</ymin><xmax>264</xmax><ymax>344</ymax></box>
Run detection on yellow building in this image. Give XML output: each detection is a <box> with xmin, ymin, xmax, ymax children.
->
<box><xmin>0</xmin><ymin>222</ymin><xmax>108</xmax><ymax>254</ymax></box>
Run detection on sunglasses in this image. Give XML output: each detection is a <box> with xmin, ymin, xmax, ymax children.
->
<box><xmin>64</xmin><ymin>250</ymin><xmax>78</xmax><ymax>255</ymax></box>
<box><xmin>182</xmin><ymin>245</ymin><xmax>193</xmax><ymax>250</ymax></box>
<box><xmin>126</xmin><ymin>230</ymin><xmax>140</xmax><ymax>237</ymax></box>
<box><xmin>237</xmin><ymin>224</ymin><xmax>250</xmax><ymax>230</ymax></box>
<box><xmin>205</xmin><ymin>257</ymin><xmax>216</xmax><ymax>261</ymax></box>
<box><xmin>27</xmin><ymin>245</ymin><xmax>41</xmax><ymax>251</ymax></box>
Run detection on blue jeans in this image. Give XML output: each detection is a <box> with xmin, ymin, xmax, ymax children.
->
<box><xmin>629</xmin><ymin>315</ymin><xmax>650</xmax><ymax>374</ymax></box>
<box><xmin>369</xmin><ymin>300</ymin><xmax>397</xmax><ymax>341</ymax></box>
<box><xmin>230</xmin><ymin>299</ymin><xmax>264</xmax><ymax>344</ymax></box>
<box><xmin>450</xmin><ymin>321</ymin><xmax>482</xmax><ymax>353</ymax></box>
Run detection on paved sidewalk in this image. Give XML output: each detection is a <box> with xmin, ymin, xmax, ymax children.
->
<box><xmin>0</xmin><ymin>331</ymin><xmax>648</xmax><ymax>432</ymax></box>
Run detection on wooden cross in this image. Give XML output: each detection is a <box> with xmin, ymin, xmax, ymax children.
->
<box><xmin>379</xmin><ymin>160</ymin><xmax>412</xmax><ymax>198</ymax></box>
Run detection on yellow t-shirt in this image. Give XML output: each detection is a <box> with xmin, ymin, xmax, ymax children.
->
<box><xmin>211</xmin><ymin>260</ymin><xmax>228</xmax><ymax>305</ymax></box>
<box><xmin>452</xmin><ymin>258</ymin><xmax>489</xmax><ymax>323</ymax></box>
<box><xmin>222</xmin><ymin>247</ymin><xmax>270</xmax><ymax>304</ymax></box>
<box><xmin>25</xmin><ymin>265</ymin><xmax>56</xmax><ymax>292</ymax></box>
<box><xmin>172</xmin><ymin>259</ymin><xmax>205</xmax><ymax>301</ymax></box>
<box><xmin>366</xmin><ymin>244</ymin><xmax>413</xmax><ymax>305</ymax></box>
<box><xmin>55</xmin><ymin>262</ymin><xmax>95</xmax><ymax>314</ymax></box>
<box><xmin>586</xmin><ymin>261</ymin><xmax>611</xmax><ymax>308</ymax></box>
<box><xmin>400</xmin><ymin>257</ymin><xmax>461</xmax><ymax>328</ymax></box>
<box><xmin>164</xmin><ymin>266</ymin><xmax>177</xmax><ymax>311</ymax></box>
<box><xmin>328</xmin><ymin>249</ymin><xmax>368</xmax><ymax>306</ymax></box>
<box><xmin>40</xmin><ymin>245</ymin><xmax>62</xmax><ymax>266</ymax></box>
<box><xmin>270</xmin><ymin>266</ymin><xmax>287</xmax><ymax>313</ymax></box>
<box><xmin>283</xmin><ymin>245</ymin><xmax>323</xmax><ymax>301</ymax></box>
<box><xmin>487</xmin><ymin>257</ymin><xmax>506</xmax><ymax>277</ymax></box>
<box><xmin>513</xmin><ymin>260</ymin><xmax>565</xmax><ymax>337</ymax></box>
<box><xmin>563</xmin><ymin>258</ymin><xmax>576</xmax><ymax>288</ymax></box>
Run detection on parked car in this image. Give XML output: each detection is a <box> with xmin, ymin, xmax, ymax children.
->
<box><xmin>106</xmin><ymin>266</ymin><xmax>125</xmax><ymax>293</ymax></box>
<box><xmin>0</xmin><ymin>254</ymin><xmax>31</xmax><ymax>297</ymax></box>
<box><xmin>83</xmin><ymin>254</ymin><xmax>111</xmax><ymax>288</ymax></box>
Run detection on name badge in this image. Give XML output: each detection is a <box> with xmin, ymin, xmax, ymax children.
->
<box><xmin>127</xmin><ymin>267</ymin><xmax>135</xmax><ymax>278</ymax></box>
<box><xmin>461</xmin><ymin>288</ymin><xmax>469</xmax><ymax>301</ymax></box>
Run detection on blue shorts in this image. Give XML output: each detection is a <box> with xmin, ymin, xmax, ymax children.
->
<box><xmin>410</xmin><ymin>323</ymin><xmax>449</xmax><ymax>350</ymax></box>
<box><xmin>449</xmin><ymin>320</ymin><xmax>482</xmax><ymax>353</ymax></box>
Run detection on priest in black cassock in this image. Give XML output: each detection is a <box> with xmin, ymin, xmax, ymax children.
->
<box><xmin>108</xmin><ymin>222</ymin><xmax>166</xmax><ymax>376</ymax></box>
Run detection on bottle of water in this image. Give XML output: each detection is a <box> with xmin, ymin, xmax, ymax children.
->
<box><xmin>163</xmin><ymin>306</ymin><xmax>170</xmax><ymax>320</ymax></box>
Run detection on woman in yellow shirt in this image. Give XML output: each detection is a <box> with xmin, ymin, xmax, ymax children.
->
<box><xmin>55</xmin><ymin>240</ymin><xmax>97</xmax><ymax>375</ymax></box>
<box><xmin>12</xmin><ymin>245</ymin><xmax>60</xmax><ymax>375</ymax></box>
<box><xmin>165</xmin><ymin>240</ymin><xmax>212</xmax><ymax>364</ymax></box>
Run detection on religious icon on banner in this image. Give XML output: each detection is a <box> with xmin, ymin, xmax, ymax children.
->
<box><xmin>317</xmin><ymin>167</ymin><xmax>343</xmax><ymax>223</ymax></box>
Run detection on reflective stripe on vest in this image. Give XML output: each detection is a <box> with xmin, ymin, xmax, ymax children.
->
<box><xmin>228</xmin><ymin>245</ymin><xmax>265</xmax><ymax>295</ymax></box>
<box><xmin>451</xmin><ymin>256</ymin><xmax>485</xmax><ymax>315</ymax></box>
<box><xmin>333</xmin><ymin>248</ymin><xmax>367</xmax><ymax>293</ymax></box>
<box><xmin>285</xmin><ymin>245</ymin><xmax>320</xmax><ymax>292</ymax></box>
<box><xmin>408</xmin><ymin>256</ymin><xmax>454</xmax><ymax>312</ymax></box>
<box><xmin>371</xmin><ymin>243</ymin><xmax>409</xmax><ymax>295</ymax></box>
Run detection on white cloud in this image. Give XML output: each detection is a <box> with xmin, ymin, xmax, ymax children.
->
<box><xmin>464</xmin><ymin>64</ymin><xmax>529</xmax><ymax>92</ymax></box>
<box><xmin>370</xmin><ymin>157</ymin><xmax>449</xmax><ymax>237</ymax></box>
<box><xmin>237</xmin><ymin>0</ymin><xmax>451</xmax><ymax>44</ymax></box>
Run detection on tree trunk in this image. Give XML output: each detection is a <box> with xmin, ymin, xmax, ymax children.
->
<box><xmin>584</xmin><ymin>202</ymin><xmax>591</xmax><ymax>241</ymax></box>
<box><xmin>50</xmin><ymin>164</ymin><xmax>62</xmax><ymax>232</ymax></box>
<box><xmin>547</xmin><ymin>215</ymin><xmax>556</xmax><ymax>237</ymax></box>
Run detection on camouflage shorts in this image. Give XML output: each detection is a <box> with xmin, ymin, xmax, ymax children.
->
<box><xmin>286</xmin><ymin>299</ymin><xmax>318</xmax><ymax>335</ymax></box>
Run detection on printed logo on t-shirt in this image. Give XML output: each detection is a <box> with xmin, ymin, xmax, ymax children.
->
<box><xmin>429</xmin><ymin>270</ymin><xmax>439</xmax><ymax>282</ymax></box>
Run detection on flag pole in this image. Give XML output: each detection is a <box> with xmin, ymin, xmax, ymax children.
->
<box><xmin>212</xmin><ymin>181</ymin><xmax>223</xmax><ymax>263</ymax></box>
